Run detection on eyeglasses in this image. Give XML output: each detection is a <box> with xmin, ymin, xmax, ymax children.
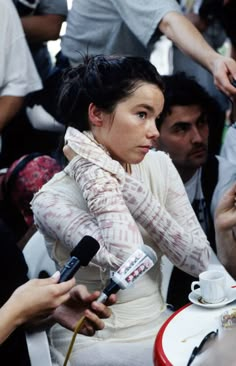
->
<box><xmin>186</xmin><ymin>329</ymin><xmax>218</xmax><ymax>366</ymax></box>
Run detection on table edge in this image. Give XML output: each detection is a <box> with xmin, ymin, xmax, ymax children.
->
<box><xmin>153</xmin><ymin>303</ymin><xmax>191</xmax><ymax>366</ymax></box>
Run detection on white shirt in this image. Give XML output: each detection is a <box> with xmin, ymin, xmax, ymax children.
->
<box><xmin>185</xmin><ymin>168</ymin><xmax>209</xmax><ymax>234</ymax></box>
<box><xmin>0</xmin><ymin>0</ymin><xmax>42</xmax><ymax>97</ymax></box>
<box><xmin>61</xmin><ymin>0</ymin><xmax>181</xmax><ymax>64</ymax></box>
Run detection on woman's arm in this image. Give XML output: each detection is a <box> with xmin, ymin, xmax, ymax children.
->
<box><xmin>121</xmin><ymin>159</ymin><xmax>210</xmax><ymax>277</ymax></box>
<box><xmin>0</xmin><ymin>274</ymin><xmax>75</xmax><ymax>344</ymax></box>
<box><xmin>63</xmin><ymin>133</ymin><xmax>210</xmax><ymax>277</ymax></box>
<box><xmin>0</xmin><ymin>277</ymin><xmax>116</xmax><ymax>343</ymax></box>
<box><xmin>215</xmin><ymin>183</ymin><xmax>236</xmax><ymax>278</ymax></box>
<box><xmin>32</xmin><ymin>191</ymin><xmax>130</xmax><ymax>268</ymax></box>
<box><xmin>63</xmin><ymin>154</ymin><xmax>144</xmax><ymax>262</ymax></box>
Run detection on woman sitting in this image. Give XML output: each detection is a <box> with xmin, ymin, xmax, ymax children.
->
<box><xmin>31</xmin><ymin>55</ymin><xmax>210</xmax><ymax>366</ymax></box>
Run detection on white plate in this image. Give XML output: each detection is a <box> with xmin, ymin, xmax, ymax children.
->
<box><xmin>188</xmin><ymin>287</ymin><xmax>236</xmax><ymax>308</ymax></box>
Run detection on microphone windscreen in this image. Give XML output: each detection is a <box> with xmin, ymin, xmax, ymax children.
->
<box><xmin>70</xmin><ymin>236</ymin><xmax>100</xmax><ymax>266</ymax></box>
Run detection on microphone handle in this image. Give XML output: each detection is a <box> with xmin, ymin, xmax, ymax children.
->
<box><xmin>96</xmin><ymin>279</ymin><xmax>120</xmax><ymax>303</ymax></box>
<box><xmin>59</xmin><ymin>256</ymin><xmax>81</xmax><ymax>282</ymax></box>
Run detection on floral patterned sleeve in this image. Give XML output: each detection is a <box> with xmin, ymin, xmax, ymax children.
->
<box><xmin>64</xmin><ymin>157</ymin><xmax>144</xmax><ymax>262</ymax></box>
<box><xmin>121</xmin><ymin>157</ymin><xmax>210</xmax><ymax>277</ymax></box>
<box><xmin>31</xmin><ymin>189</ymin><xmax>128</xmax><ymax>268</ymax></box>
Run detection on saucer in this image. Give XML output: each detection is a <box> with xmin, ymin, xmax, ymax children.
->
<box><xmin>188</xmin><ymin>288</ymin><xmax>236</xmax><ymax>308</ymax></box>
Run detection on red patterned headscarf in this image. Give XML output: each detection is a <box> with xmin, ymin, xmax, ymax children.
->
<box><xmin>4</xmin><ymin>154</ymin><xmax>61</xmax><ymax>226</ymax></box>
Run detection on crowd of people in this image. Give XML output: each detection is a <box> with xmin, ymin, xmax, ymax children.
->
<box><xmin>1</xmin><ymin>0</ymin><xmax>236</xmax><ymax>365</ymax></box>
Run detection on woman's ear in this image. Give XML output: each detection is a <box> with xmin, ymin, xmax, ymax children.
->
<box><xmin>88</xmin><ymin>103</ymin><xmax>103</xmax><ymax>127</ymax></box>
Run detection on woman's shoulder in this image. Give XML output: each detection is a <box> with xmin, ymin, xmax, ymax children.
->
<box><xmin>142</xmin><ymin>149</ymin><xmax>172</xmax><ymax>170</ymax></box>
<box><xmin>37</xmin><ymin>170</ymin><xmax>80</xmax><ymax>197</ymax></box>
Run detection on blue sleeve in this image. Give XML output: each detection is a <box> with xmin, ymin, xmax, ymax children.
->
<box><xmin>37</xmin><ymin>0</ymin><xmax>68</xmax><ymax>16</ymax></box>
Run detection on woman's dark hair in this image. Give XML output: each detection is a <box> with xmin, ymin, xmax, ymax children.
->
<box><xmin>58</xmin><ymin>55</ymin><xmax>164</xmax><ymax>131</ymax></box>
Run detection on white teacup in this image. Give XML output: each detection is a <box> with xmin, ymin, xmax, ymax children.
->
<box><xmin>191</xmin><ymin>270</ymin><xmax>226</xmax><ymax>304</ymax></box>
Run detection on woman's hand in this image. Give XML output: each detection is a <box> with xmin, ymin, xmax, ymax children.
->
<box><xmin>8</xmin><ymin>273</ymin><xmax>75</xmax><ymax>324</ymax></box>
<box><xmin>53</xmin><ymin>284</ymin><xmax>116</xmax><ymax>336</ymax></box>
<box><xmin>0</xmin><ymin>273</ymin><xmax>75</xmax><ymax>344</ymax></box>
<box><xmin>64</xmin><ymin>128</ymin><xmax>125</xmax><ymax>182</ymax></box>
<box><xmin>63</xmin><ymin>144</ymin><xmax>77</xmax><ymax>162</ymax></box>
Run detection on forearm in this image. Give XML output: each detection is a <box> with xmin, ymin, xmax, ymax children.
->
<box><xmin>159</xmin><ymin>11</ymin><xmax>218</xmax><ymax>72</ymax></box>
<box><xmin>32</xmin><ymin>189</ymin><xmax>130</xmax><ymax>268</ymax></box>
<box><xmin>0</xmin><ymin>96</ymin><xmax>24</xmax><ymax>132</ymax></box>
<box><xmin>122</xmin><ymin>175</ymin><xmax>210</xmax><ymax>277</ymax></box>
<box><xmin>64</xmin><ymin>157</ymin><xmax>143</xmax><ymax>260</ymax></box>
<box><xmin>21</xmin><ymin>15</ymin><xmax>65</xmax><ymax>43</ymax></box>
<box><xmin>0</xmin><ymin>301</ymin><xmax>23</xmax><ymax>344</ymax></box>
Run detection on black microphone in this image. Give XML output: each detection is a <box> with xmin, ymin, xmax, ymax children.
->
<box><xmin>59</xmin><ymin>236</ymin><xmax>100</xmax><ymax>282</ymax></box>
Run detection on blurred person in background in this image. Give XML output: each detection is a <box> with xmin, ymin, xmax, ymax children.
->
<box><xmin>173</xmin><ymin>0</ymin><xmax>230</xmax><ymax>112</ymax></box>
<box><xmin>155</xmin><ymin>72</ymin><xmax>236</xmax><ymax>309</ymax></box>
<box><xmin>0</xmin><ymin>0</ymin><xmax>41</xmax><ymax>139</ymax></box>
<box><xmin>59</xmin><ymin>0</ymin><xmax>236</xmax><ymax>100</ymax></box>
<box><xmin>12</xmin><ymin>0</ymin><xmax>68</xmax><ymax>83</ymax></box>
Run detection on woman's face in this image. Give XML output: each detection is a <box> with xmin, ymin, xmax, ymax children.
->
<box><xmin>92</xmin><ymin>82</ymin><xmax>164</xmax><ymax>166</ymax></box>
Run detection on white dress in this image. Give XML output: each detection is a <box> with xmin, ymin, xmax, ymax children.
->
<box><xmin>31</xmin><ymin>130</ymin><xmax>210</xmax><ymax>366</ymax></box>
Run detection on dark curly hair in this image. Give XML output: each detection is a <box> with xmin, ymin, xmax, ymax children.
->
<box><xmin>157</xmin><ymin>72</ymin><xmax>225</xmax><ymax>154</ymax></box>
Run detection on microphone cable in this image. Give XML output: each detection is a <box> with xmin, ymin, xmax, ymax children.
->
<box><xmin>63</xmin><ymin>315</ymin><xmax>86</xmax><ymax>366</ymax></box>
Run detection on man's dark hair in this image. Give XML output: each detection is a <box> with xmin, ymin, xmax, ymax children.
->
<box><xmin>157</xmin><ymin>72</ymin><xmax>225</xmax><ymax>154</ymax></box>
